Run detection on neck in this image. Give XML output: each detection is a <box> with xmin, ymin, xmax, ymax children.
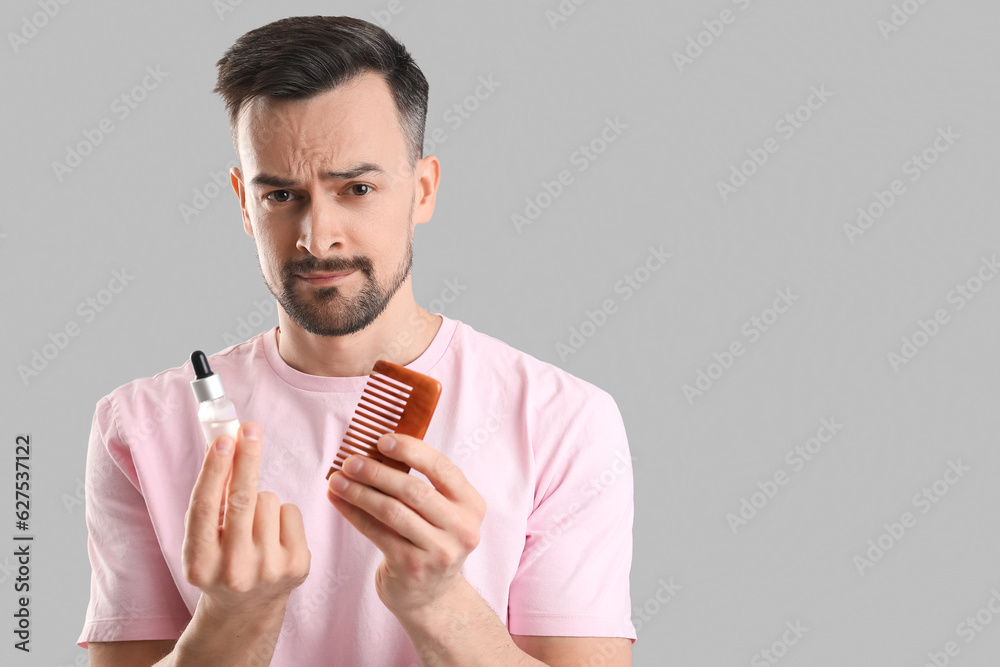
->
<box><xmin>274</xmin><ymin>290</ymin><xmax>442</xmax><ymax>377</ymax></box>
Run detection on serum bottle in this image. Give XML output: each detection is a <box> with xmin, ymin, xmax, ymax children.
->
<box><xmin>189</xmin><ymin>350</ymin><xmax>240</xmax><ymax>455</ymax></box>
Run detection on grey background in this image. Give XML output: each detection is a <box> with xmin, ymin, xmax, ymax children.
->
<box><xmin>2</xmin><ymin>0</ymin><xmax>998</xmax><ymax>665</ymax></box>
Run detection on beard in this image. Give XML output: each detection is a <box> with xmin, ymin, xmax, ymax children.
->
<box><xmin>261</xmin><ymin>219</ymin><xmax>414</xmax><ymax>338</ymax></box>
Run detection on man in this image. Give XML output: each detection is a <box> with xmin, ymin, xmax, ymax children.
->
<box><xmin>78</xmin><ymin>15</ymin><xmax>635</xmax><ymax>666</ymax></box>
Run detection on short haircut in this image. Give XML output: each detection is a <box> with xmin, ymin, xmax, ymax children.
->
<box><xmin>213</xmin><ymin>15</ymin><xmax>428</xmax><ymax>167</ymax></box>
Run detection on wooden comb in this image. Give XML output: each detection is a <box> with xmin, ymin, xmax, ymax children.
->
<box><xmin>326</xmin><ymin>360</ymin><xmax>442</xmax><ymax>480</ymax></box>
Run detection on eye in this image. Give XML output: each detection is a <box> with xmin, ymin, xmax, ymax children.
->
<box><xmin>349</xmin><ymin>183</ymin><xmax>373</xmax><ymax>196</ymax></box>
<box><xmin>266</xmin><ymin>190</ymin><xmax>295</xmax><ymax>203</ymax></box>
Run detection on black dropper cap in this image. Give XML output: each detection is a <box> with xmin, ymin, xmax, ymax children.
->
<box><xmin>191</xmin><ymin>350</ymin><xmax>213</xmax><ymax>379</ymax></box>
<box><xmin>190</xmin><ymin>350</ymin><xmax>225</xmax><ymax>402</ymax></box>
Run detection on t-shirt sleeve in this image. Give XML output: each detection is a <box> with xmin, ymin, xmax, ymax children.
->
<box><xmin>77</xmin><ymin>396</ymin><xmax>192</xmax><ymax>648</ymax></box>
<box><xmin>508</xmin><ymin>387</ymin><xmax>636</xmax><ymax>641</ymax></box>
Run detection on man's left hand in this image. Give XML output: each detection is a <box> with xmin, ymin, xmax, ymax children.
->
<box><xmin>326</xmin><ymin>433</ymin><xmax>487</xmax><ymax>616</ymax></box>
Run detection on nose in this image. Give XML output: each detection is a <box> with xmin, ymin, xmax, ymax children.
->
<box><xmin>297</xmin><ymin>193</ymin><xmax>346</xmax><ymax>257</ymax></box>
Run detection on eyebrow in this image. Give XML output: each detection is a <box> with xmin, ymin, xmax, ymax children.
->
<box><xmin>250</xmin><ymin>162</ymin><xmax>387</xmax><ymax>188</ymax></box>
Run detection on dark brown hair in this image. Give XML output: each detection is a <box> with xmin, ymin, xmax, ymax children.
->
<box><xmin>213</xmin><ymin>15</ymin><xmax>428</xmax><ymax>167</ymax></box>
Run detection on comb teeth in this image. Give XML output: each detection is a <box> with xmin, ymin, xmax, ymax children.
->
<box><xmin>327</xmin><ymin>361</ymin><xmax>441</xmax><ymax>480</ymax></box>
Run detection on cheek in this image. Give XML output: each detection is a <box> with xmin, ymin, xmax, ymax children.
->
<box><xmin>252</xmin><ymin>232</ymin><xmax>285</xmax><ymax>276</ymax></box>
<box><xmin>358</xmin><ymin>197</ymin><xmax>411</xmax><ymax>249</ymax></box>
<box><xmin>250</xmin><ymin>207</ymin><xmax>294</xmax><ymax>250</ymax></box>
<box><xmin>350</xmin><ymin>218</ymin><xmax>379</xmax><ymax>246</ymax></box>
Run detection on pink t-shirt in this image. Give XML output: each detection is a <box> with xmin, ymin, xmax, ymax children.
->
<box><xmin>77</xmin><ymin>314</ymin><xmax>636</xmax><ymax>663</ymax></box>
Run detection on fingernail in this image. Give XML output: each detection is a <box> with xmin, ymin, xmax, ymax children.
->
<box><xmin>379</xmin><ymin>434</ymin><xmax>396</xmax><ymax>452</ymax></box>
<box><xmin>243</xmin><ymin>423</ymin><xmax>261</xmax><ymax>440</ymax></box>
<box><xmin>331</xmin><ymin>474</ymin><xmax>349</xmax><ymax>492</ymax></box>
<box><xmin>345</xmin><ymin>457</ymin><xmax>363</xmax><ymax>474</ymax></box>
<box><xmin>216</xmin><ymin>435</ymin><xmax>234</xmax><ymax>454</ymax></box>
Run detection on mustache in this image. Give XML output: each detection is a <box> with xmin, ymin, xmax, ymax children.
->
<box><xmin>283</xmin><ymin>255</ymin><xmax>374</xmax><ymax>278</ymax></box>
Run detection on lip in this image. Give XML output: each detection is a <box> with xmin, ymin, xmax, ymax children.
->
<box><xmin>297</xmin><ymin>270</ymin><xmax>354</xmax><ymax>286</ymax></box>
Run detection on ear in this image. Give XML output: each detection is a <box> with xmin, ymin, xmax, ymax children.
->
<box><xmin>412</xmin><ymin>155</ymin><xmax>440</xmax><ymax>226</ymax></box>
<box><xmin>231</xmin><ymin>167</ymin><xmax>254</xmax><ymax>237</ymax></box>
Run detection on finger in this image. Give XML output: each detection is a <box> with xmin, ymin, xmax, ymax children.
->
<box><xmin>252</xmin><ymin>491</ymin><xmax>285</xmax><ymax>579</ymax></box>
<box><xmin>328</xmin><ymin>469</ymin><xmax>440</xmax><ymax>550</ymax></box>
<box><xmin>184</xmin><ymin>433</ymin><xmax>235</xmax><ymax>559</ymax></box>
<box><xmin>253</xmin><ymin>491</ymin><xmax>280</xmax><ymax>548</ymax></box>
<box><xmin>340</xmin><ymin>455</ymin><xmax>453</xmax><ymax>531</ymax></box>
<box><xmin>377</xmin><ymin>434</ymin><xmax>476</xmax><ymax>506</ymax></box>
<box><xmin>278</xmin><ymin>503</ymin><xmax>311</xmax><ymax>574</ymax></box>
<box><xmin>327</xmin><ymin>484</ymin><xmax>412</xmax><ymax>553</ymax></box>
<box><xmin>218</xmin><ymin>470</ymin><xmax>232</xmax><ymax>529</ymax></box>
<box><xmin>221</xmin><ymin>422</ymin><xmax>263</xmax><ymax>549</ymax></box>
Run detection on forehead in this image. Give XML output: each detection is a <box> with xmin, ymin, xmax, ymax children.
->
<box><xmin>235</xmin><ymin>71</ymin><xmax>408</xmax><ymax>174</ymax></box>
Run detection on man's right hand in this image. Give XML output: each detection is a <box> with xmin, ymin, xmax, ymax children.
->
<box><xmin>177</xmin><ymin>421</ymin><xmax>311</xmax><ymax>663</ymax></box>
<box><xmin>90</xmin><ymin>422</ymin><xmax>311</xmax><ymax>666</ymax></box>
